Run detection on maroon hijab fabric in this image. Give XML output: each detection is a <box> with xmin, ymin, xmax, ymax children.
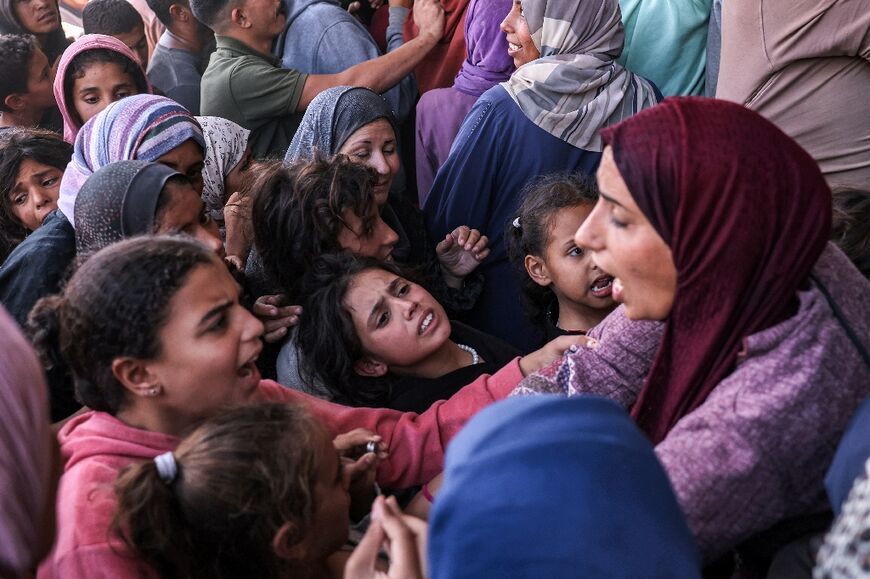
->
<box><xmin>603</xmin><ymin>97</ymin><xmax>832</xmax><ymax>444</ymax></box>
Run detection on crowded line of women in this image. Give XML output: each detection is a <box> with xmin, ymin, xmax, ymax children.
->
<box><xmin>0</xmin><ymin>0</ymin><xmax>868</xmax><ymax>576</ymax></box>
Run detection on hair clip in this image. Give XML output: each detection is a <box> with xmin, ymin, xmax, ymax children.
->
<box><xmin>512</xmin><ymin>217</ymin><xmax>521</xmax><ymax>229</ymax></box>
<box><xmin>154</xmin><ymin>451</ymin><xmax>178</xmax><ymax>484</ymax></box>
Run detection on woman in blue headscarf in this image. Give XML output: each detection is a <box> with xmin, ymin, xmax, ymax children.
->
<box><xmin>347</xmin><ymin>395</ymin><xmax>701</xmax><ymax>578</ymax></box>
<box><xmin>428</xmin><ymin>395</ymin><xmax>701</xmax><ymax>578</ymax></box>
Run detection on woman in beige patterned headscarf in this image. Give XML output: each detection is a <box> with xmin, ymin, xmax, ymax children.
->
<box><xmin>423</xmin><ymin>0</ymin><xmax>660</xmax><ymax>351</ymax></box>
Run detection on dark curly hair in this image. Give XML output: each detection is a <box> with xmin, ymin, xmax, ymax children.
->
<box><xmin>0</xmin><ymin>128</ymin><xmax>73</xmax><ymax>261</ymax></box>
<box><xmin>296</xmin><ymin>253</ymin><xmax>411</xmax><ymax>407</ymax></box>
<box><xmin>506</xmin><ymin>172</ymin><xmax>599</xmax><ymax>328</ymax></box>
<box><xmin>114</xmin><ymin>403</ymin><xmax>327</xmax><ymax>579</ymax></box>
<box><xmin>251</xmin><ymin>154</ymin><xmax>380</xmax><ymax>299</ymax></box>
<box><xmin>62</xmin><ymin>48</ymin><xmax>149</xmax><ymax>127</ymax></box>
<box><xmin>831</xmin><ymin>187</ymin><xmax>870</xmax><ymax>279</ymax></box>
<box><xmin>27</xmin><ymin>236</ymin><xmax>215</xmax><ymax>414</ymax></box>
<box><xmin>0</xmin><ymin>34</ymin><xmax>38</xmax><ymax>112</ymax></box>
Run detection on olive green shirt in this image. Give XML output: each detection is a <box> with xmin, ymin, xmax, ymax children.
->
<box><xmin>200</xmin><ymin>35</ymin><xmax>308</xmax><ymax>158</ymax></box>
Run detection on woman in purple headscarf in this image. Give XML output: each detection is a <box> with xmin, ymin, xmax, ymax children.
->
<box><xmin>414</xmin><ymin>0</ymin><xmax>514</xmax><ymax>203</ymax></box>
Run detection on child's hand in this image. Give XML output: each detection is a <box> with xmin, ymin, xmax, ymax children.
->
<box><xmin>333</xmin><ymin>429</ymin><xmax>387</xmax><ymax>458</ymax></box>
<box><xmin>436</xmin><ymin>226</ymin><xmax>490</xmax><ymax>288</ymax></box>
<box><xmin>335</xmin><ymin>430</ymin><xmax>389</xmax><ymax>520</ymax></box>
<box><xmin>251</xmin><ymin>294</ymin><xmax>302</xmax><ymax>343</ymax></box>
<box><xmin>519</xmin><ymin>334</ymin><xmax>599</xmax><ymax>376</ymax></box>
<box><xmin>345</xmin><ymin>496</ymin><xmax>427</xmax><ymax>579</ymax></box>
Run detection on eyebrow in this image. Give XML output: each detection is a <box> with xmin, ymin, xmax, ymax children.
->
<box><xmin>366</xmin><ymin>277</ymin><xmax>402</xmax><ymax>329</ymax></box>
<box><xmin>198</xmin><ymin>299</ymin><xmax>232</xmax><ymax>332</ymax></box>
<box><xmin>15</xmin><ymin>169</ymin><xmax>56</xmax><ymax>190</ymax></box>
<box><xmin>599</xmin><ymin>191</ymin><xmax>626</xmax><ymax>209</ymax></box>
<box><xmin>78</xmin><ymin>82</ymin><xmax>135</xmax><ymax>95</ymax></box>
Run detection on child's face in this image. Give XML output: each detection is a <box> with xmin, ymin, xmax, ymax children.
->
<box><xmin>540</xmin><ymin>204</ymin><xmax>615</xmax><ymax>313</ymax></box>
<box><xmin>303</xmin><ymin>427</ymin><xmax>351</xmax><ymax>559</ymax></box>
<box><xmin>71</xmin><ymin>62</ymin><xmax>139</xmax><ymax>126</ymax></box>
<box><xmin>8</xmin><ymin>158</ymin><xmax>62</xmax><ymax>230</ymax></box>
<box><xmin>13</xmin><ymin>0</ymin><xmax>60</xmax><ymax>36</ymax></box>
<box><xmin>114</xmin><ymin>24</ymin><xmax>149</xmax><ymax>67</ymax></box>
<box><xmin>154</xmin><ymin>180</ymin><xmax>225</xmax><ymax>258</ymax></box>
<box><xmin>344</xmin><ymin>268</ymin><xmax>452</xmax><ymax>376</ymax></box>
<box><xmin>336</xmin><ymin>205</ymin><xmax>399</xmax><ymax>261</ymax></box>
<box><xmin>24</xmin><ymin>47</ymin><xmax>56</xmax><ymax>113</ymax></box>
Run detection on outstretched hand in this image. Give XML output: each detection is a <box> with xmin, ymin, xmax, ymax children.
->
<box><xmin>251</xmin><ymin>294</ymin><xmax>302</xmax><ymax>343</ymax></box>
<box><xmin>344</xmin><ymin>496</ymin><xmax>427</xmax><ymax>579</ymax></box>
<box><xmin>518</xmin><ymin>334</ymin><xmax>599</xmax><ymax>376</ymax></box>
<box><xmin>436</xmin><ymin>226</ymin><xmax>490</xmax><ymax>288</ymax></box>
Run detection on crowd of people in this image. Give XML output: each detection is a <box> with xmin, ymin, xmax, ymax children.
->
<box><xmin>0</xmin><ymin>0</ymin><xmax>868</xmax><ymax>576</ymax></box>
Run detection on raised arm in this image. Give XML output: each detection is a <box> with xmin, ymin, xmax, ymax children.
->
<box><xmin>297</xmin><ymin>0</ymin><xmax>444</xmax><ymax>109</ymax></box>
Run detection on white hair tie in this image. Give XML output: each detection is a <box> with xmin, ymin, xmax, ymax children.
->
<box><xmin>512</xmin><ymin>217</ymin><xmax>521</xmax><ymax>229</ymax></box>
<box><xmin>154</xmin><ymin>451</ymin><xmax>178</xmax><ymax>484</ymax></box>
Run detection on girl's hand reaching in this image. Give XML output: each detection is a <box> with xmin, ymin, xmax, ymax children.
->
<box><xmin>519</xmin><ymin>334</ymin><xmax>598</xmax><ymax>376</ymax></box>
<box><xmin>436</xmin><ymin>225</ymin><xmax>490</xmax><ymax>288</ymax></box>
<box><xmin>251</xmin><ymin>294</ymin><xmax>302</xmax><ymax>343</ymax></box>
<box><xmin>334</xmin><ymin>429</ymin><xmax>388</xmax><ymax>520</ymax></box>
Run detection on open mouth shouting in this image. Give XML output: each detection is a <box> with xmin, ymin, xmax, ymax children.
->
<box><xmin>237</xmin><ymin>344</ymin><xmax>263</xmax><ymax>387</ymax></box>
<box><xmin>590</xmin><ymin>275</ymin><xmax>614</xmax><ymax>298</ymax></box>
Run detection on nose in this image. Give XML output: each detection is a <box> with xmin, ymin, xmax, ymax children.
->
<box><xmin>196</xmin><ymin>225</ymin><xmax>226</xmax><ymax>258</ymax></box>
<box><xmin>575</xmin><ymin>198</ymin><xmax>606</xmax><ymax>252</ymax></box>
<box><xmin>240</xmin><ymin>305</ymin><xmax>265</xmax><ymax>342</ymax></box>
<box><xmin>369</xmin><ymin>152</ymin><xmax>390</xmax><ymax>177</ymax></box>
<box><xmin>500</xmin><ymin>6</ymin><xmax>512</xmax><ymax>31</ymax></box>
<box><xmin>398</xmin><ymin>295</ymin><xmax>418</xmax><ymax>320</ymax></box>
<box><xmin>33</xmin><ymin>188</ymin><xmax>53</xmax><ymax>209</ymax></box>
<box><xmin>377</xmin><ymin>219</ymin><xmax>399</xmax><ymax>251</ymax></box>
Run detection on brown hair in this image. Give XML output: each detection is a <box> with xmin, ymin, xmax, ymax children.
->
<box><xmin>251</xmin><ymin>154</ymin><xmax>379</xmax><ymax>298</ymax></box>
<box><xmin>831</xmin><ymin>187</ymin><xmax>870</xmax><ymax>279</ymax></box>
<box><xmin>113</xmin><ymin>403</ymin><xmax>325</xmax><ymax>579</ymax></box>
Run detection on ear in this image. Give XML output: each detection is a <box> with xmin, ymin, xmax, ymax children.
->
<box><xmin>230</xmin><ymin>6</ymin><xmax>249</xmax><ymax>27</ymax></box>
<box><xmin>111</xmin><ymin>357</ymin><xmax>162</xmax><ymax>399</ymax></box>
<box><xmin>272</xmin><ymin>520</ymin><xmax>306</xmax><ymax>561</ymax></box>
<box><xmin>168</xmin><ymin>3</ymin><xmax>189</xmax><ymax>22</ymax></box>
<box><xmin>524</xmin><ymin>254</ymin><xmax>552</xmax><ymax>288</ymax></box>
<box><xmin>353</xmin><ymin>356</ymin><xmax>388</xmax><ymax>378</ymax></box>
<box><xmin>4</xmin><ymin>93</ymin><xmax>26</xmax><ymax>113</ymax></box>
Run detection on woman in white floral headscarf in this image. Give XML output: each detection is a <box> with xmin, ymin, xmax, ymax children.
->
<box><xmin>197</xmin><ymin>116</ymin><xmax>253</xmax><ymax>266</ymax></box>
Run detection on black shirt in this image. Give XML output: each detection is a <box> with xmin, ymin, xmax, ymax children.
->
<box><xmin>388</xmin><ymin>321</ymin><xmax>521</xmax><ymax>412</ymax></box>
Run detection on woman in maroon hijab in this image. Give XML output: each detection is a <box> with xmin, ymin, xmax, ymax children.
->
<box><xmin>557</xmin><ymin>97</ymin><xmax>870</xmax><ymax>571</ymax></box>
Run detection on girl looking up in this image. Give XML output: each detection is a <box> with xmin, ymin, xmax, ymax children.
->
<box><xmin>53</xmin><ymin>35</ymin><xmax>152</xmax><ymax>142</ymax></box>
<box><xmin>508</xmin><ymin>173</ymin><xmax>615</xmax><ymax>343</ymax></box>
<box><xmin>0</xmin><ymin>128</ymin><xmax>72</xmax><ymax>262</ymax></box>
<box><xmin>293</xmin><ymin>254</ymin><xmax>519</xmax><ymax>411</ymax></box>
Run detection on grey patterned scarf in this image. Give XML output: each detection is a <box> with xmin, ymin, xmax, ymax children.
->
<box><xmin>502</xmin><ymin>0</ymin><xmax>660</xmax><ymax>151</ymax></box>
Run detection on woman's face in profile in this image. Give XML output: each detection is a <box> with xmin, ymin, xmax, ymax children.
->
<box><xmin>500</xmin><ymin>0</ymin><xmax>540</xmax><ymax>68</ymax></box>
<box><xmin>574</xmin><ymin>147</ymin><xmax>677</xmax><ymax>321</ymax></box>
